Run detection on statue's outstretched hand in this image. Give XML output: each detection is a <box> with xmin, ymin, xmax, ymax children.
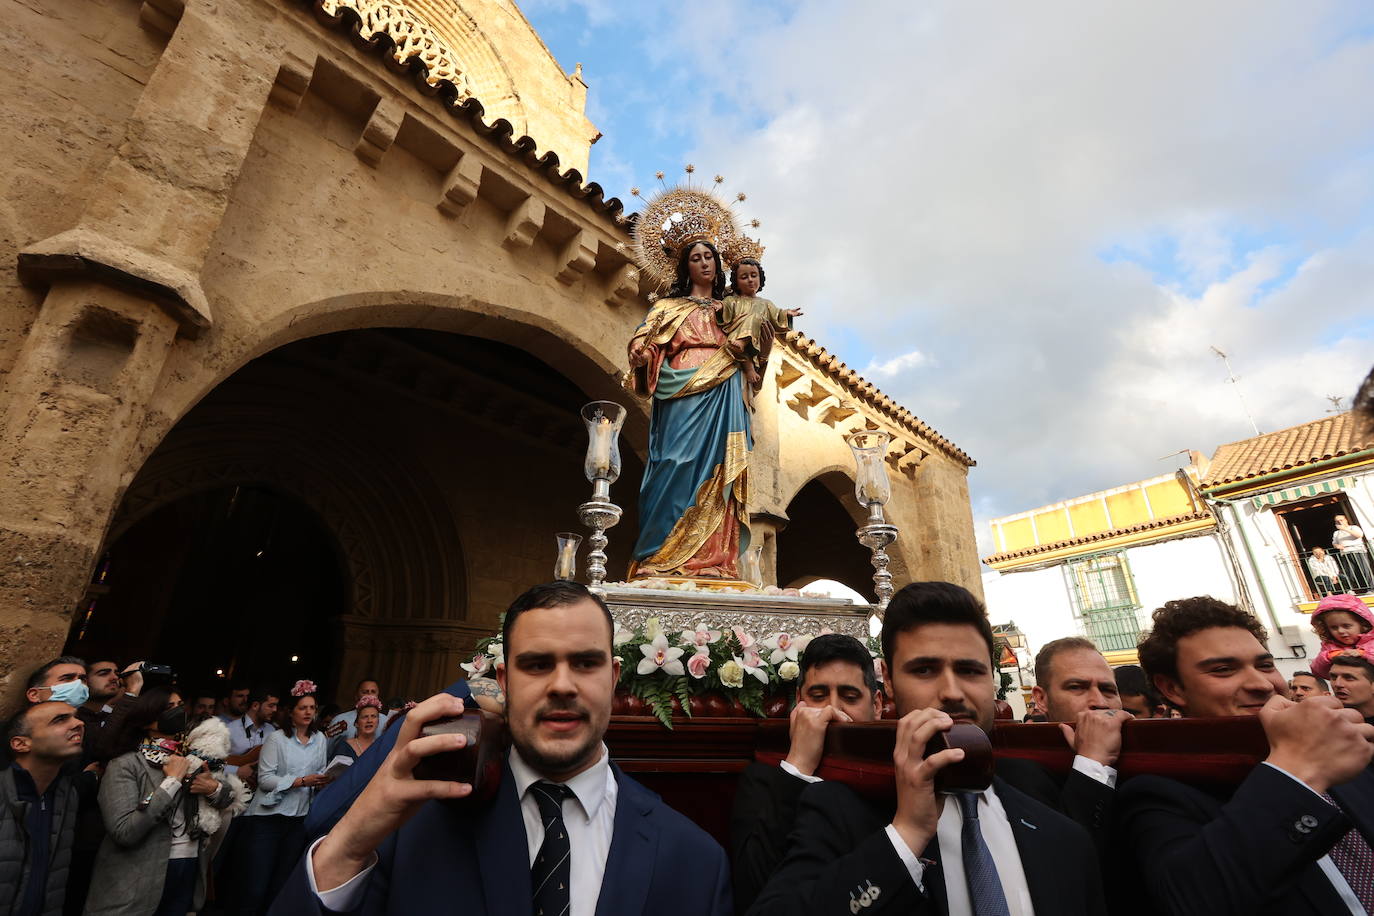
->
<box><xmin>785</xmin><ymin>308</ymin><xmax>803</xmax><ymax>318</ymax></box>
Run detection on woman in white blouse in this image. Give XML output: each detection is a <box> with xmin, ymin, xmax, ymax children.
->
<box><xmin>229</xmin><ymin>681</ymin><xmax>331</xmax><ymax>915</ymax></box>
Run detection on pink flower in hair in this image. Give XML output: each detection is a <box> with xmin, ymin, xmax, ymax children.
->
<box><xmin>356</xmin><ymin>695</ymin><xmax>383</xmax><ymax>712</ymax></box>
<box><xmin>290</xmin><ymin>679</ymin><xmax>317</xmax><ymax>697</ymax></box>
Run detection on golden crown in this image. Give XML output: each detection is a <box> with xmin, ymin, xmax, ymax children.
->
<box><xmin>723</xmin><ymin>232</ymin><xmax>766</xmax><ymax>268</ymax></box>
<box><xmin>629</xmin><ymin>167</ymin><xmax>746</xmax><ymax>292</ymax></box>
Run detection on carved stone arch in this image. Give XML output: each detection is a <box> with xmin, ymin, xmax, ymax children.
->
<box><xmin>109</xmin><ymin>395</ymin><xmax>467</xmax><ymax>627</ymax></box>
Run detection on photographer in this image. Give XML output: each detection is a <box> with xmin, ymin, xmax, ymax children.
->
<box><xmin>86</xmin><ymin>688</ymin><xmax>235</xmax><ymax>916</ymax></box>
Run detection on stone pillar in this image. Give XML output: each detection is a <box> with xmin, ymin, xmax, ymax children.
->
<box><xmin>0</xmin><ymin>1</ymin><xmax>288</xmax><ymax>710</ymax></box>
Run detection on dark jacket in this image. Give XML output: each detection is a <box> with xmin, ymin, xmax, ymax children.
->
<box><xmin>0</xmin><ymin>764</ymin><xmax>78</xmax><ymax>916</ymax></box>
<box><xmin>271</xmin><ymin>758</ymin><xmax>732</xmax><ymax>915</ymax></box>
<box><xmin>1120</xmin><ymin>762</ymin><xmax>1374</xmax><ymax>915</ymax></box>
<box><xmin>730</xmin><ymin>762</ymin><xmax>808</xmax><ymax>912</ymax></box>
<box><xmin>748</xmin><ymin>776</ymin><xmax>1105</xmax><ymax>916</ymax></box>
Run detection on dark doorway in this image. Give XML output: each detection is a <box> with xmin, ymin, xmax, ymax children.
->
<box><xmin>67</xmin><ymin>485</ymin><xmax>347</xmax><ymax>698</ymax></box>
<box><xmin>1275</xmin><ymin>493</ymin><xmax>1361</xmax><ymax>599</ymax></box>
<box><xmin>776</xmin><ymin>475</ymin><xmax>872</xmax><ymax>595</ymax></box>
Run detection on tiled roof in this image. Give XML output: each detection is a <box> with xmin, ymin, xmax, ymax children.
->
<box><xmin>981</xmin><ymin>511</ymin><xmax>1213</xmax><ymax>566</ymax></box>
<box><xmin>1203</xmin><ymin>412</ymin><xmax>1374</xmax><ymax>490</ymax></box>
<box><xmin>782</xmin><ymin>332</ymin><xmax>975</xmax><ymax>467</ymax></box>
<box><xmin>302</xmin><ymin>0</ymin><xmax>629</xmax><ymax>227</ymax></box>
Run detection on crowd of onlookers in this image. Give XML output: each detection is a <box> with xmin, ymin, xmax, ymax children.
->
<box><xmin>0</xmin><ymin>659</ymin><xmax>416</xmax><ymax>915</ymax></box>
<box><xmin>3</xmin><ymin>577</ymin><xmax>1373</xmax><ymax>915</ymax></box>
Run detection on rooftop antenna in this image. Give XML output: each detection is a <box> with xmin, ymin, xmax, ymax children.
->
<box><xmin>1210</xmin><ymin>345</ymin><xmax>1261</xmax><ymax>436</ymax></box>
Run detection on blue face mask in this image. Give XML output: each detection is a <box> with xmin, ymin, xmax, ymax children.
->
<box><xmin>48</xmin><ymin>679</ymin><xmax>89</xmax><ymax>708</ymax></box>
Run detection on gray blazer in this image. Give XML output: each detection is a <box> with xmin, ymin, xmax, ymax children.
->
<box><xmin>84</xmin><ymin>752</ymin><xmax>233</xmax><ymax>916</ymax></box>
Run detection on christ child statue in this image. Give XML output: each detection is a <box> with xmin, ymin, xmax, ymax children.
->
<box><xmin>720</xmin><ymin>258</ymin><xmax>802</xmax><ymax>395</ymax></box>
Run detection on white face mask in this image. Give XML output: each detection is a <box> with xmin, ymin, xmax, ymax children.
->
<box><xmin>47</xmin><ymin>679</ymin><xmax>89</xmax><ymax>708</ymax></box>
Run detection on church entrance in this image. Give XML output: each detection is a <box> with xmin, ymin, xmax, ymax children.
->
<box><xmin>69</xmin><ymin>327</ymin><xmax>643</xmax><ymax>705</ymax></box>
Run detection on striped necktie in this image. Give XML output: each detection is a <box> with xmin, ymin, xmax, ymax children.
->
<box><xmin>1321</xmin><ymin>793</ymin><xmax>1374</xmax><ymax>912</ymax></box>
<box><xmin>531</xmin><ymin>781</ymin><xmax>574</xmax><ymax>916</ymax></box>
<box><xmin>956</xmin><ymin>792</ymin><xmax>1012</xmax><ymax>916</ymax></box>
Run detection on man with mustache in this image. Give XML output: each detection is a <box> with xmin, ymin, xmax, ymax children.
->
<box><xmin>750</xmin><ymin>581</ymin><xmax>1104</xmax><ymax>915</ymax></box>
<box><xmin>1123</xmin><ymin>596</ymin><xmax>1374</xmax><ymax>915</ymax></box>
<box><xmin>272</xmin><ymin>580</ymin><xmax>731</xmax><ymax>915</ymax></box>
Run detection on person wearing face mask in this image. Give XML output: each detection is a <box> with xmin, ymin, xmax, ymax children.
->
<box><xmin>25</xmin><ymin>657</ymin><xmax>91</xmax><ymax>709</ymax></box>
<box><xmin>87</xmin><ymin>688</ymin><xmax>235</xmax><ymax>916</ymax></box>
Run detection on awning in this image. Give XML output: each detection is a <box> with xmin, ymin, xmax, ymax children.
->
<box><xmin>1251</xmin><ymin>477</ymin><xmax>1356</xmax><ymax>511</ymax></box>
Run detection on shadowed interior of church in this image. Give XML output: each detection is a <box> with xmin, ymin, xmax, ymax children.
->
<box><xmin>776</xmin><ymin>473</ymin><xmax>874</xmax><ymax>597</ymax></box>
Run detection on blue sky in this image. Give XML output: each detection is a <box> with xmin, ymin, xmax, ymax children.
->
<box><xmin>520</xmin><ymin>0</ymin><xmax>1374</xmax><ymax>556</ymax></box>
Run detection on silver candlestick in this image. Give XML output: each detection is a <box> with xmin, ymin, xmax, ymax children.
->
<box><xmin>578</xmin><ymin>401</ymin><xmax>627</xmax><ymax>592</ymax></box>
<box><xmin>848</xmin><ymin>430</ymin><xmax>900</xmax><ymax>614</ymax></box>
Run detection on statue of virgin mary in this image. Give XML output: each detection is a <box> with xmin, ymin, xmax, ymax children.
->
<box><xmin>625</xmin><ymin>183</ymin><xmax>753</xmax><ymax>580</ymax></box>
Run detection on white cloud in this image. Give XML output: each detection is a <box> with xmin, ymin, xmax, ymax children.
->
<box><xmin>632</xmin><ymin>0</ymin><xmax>1374</xmax><ymax>530</ymax></box>
<box><xmin>863</xmin><ymin>350</ymin><xmax>929</xmax><ymax>379</ymax></box>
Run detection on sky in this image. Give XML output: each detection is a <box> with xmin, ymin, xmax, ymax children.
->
<box><xmin>519</xmin><ymin>0</ymin><xmax>1374</xmax><ymax>557</ymax></box>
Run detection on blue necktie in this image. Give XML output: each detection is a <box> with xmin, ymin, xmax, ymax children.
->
<box><xmin>531</xmin><ymin>781</ymin><xmax>574</xmax><ymax>916</ymax></box>
<box><xmin>956</xmin><ymin>792</ymin><xmax>1012</xmax><ymax>916</ymax></box>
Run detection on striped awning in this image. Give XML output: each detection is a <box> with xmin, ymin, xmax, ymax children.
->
<box><xmin>1251</xmin><ymin>477</ymin><xmax>1356</xmax><ymax>510</ymax></box>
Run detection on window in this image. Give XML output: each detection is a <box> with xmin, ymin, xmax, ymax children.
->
<box><xmin>1273</xmin><ymin>493</ymin><xmax>1362</xmax><ymax>601</ymax></box>
<box><xmin>1064</xmin><ymin>551</ymin><xmax>1142</xmax><ymax>651</ymax></box>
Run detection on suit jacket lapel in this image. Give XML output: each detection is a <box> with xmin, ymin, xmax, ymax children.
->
<box><xmin>996</xmin><ymin>778</ymin><xmax>1063</xmax><ymax>913</ymax></box>
<box><xmin>476</xmin><ymin>760</ymin><xmax>534</xmax><ymax>916</ymax></box>
<box><xmin>917</xmin><ymin>835</ymin><xmax>949</xmax><ymax>913</ymax></box>
<box><xmin>594</xmin><ymin>764</ymin><xmax>657</xmax><ymax>916</ymax></box>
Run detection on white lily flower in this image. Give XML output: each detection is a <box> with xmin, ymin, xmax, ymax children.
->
<box><xmin>739</xmin><ymin>647</ymin><xmax>769</xmax><ymax>684</ymax></box>
<box><xmin>680</xmin><ymin>623</ymin><xmax>722</xmax><ymax>646</ymax></box>
<box><xmin>459</xmin><ymin>653</ymin><xmax>490</xmax><ymax>679</ymax></box>
<box><xmin>761</xmin><ymin>632</ymin><xmax>799</xmax><ymax>665</ymax></box>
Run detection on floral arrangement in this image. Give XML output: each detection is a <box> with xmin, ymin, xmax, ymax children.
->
<box><xmin>355</xmin><ymin>695</ymin><xmax>383</xmax><ymax>711</ymax></box>
<box><xmin>605</xmin><ymin>578</ymin><xmax>834</xmax><ymax>600</ymax></box>
<box><xmin>463</xmin><ymin>617</ymin><xmax>883</xmax><ymax>729</ymax></box>
<box><xmin>290</xmin><ymin>679</ymin><xmax>317</xmax><ymax>697</ymax></box>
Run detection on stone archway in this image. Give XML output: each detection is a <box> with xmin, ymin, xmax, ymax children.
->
<box><xmin>94</xmin><ymin>326</ymin><xmax>644</xmax><ymax>703</ymax></box>
<box><xmin>777</xmin><ymin>469</ymin><xmax>890</xmax><ymax>601</ymax></box>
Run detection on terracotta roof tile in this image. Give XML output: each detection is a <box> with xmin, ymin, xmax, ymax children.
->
<box><xmin>782</xmin><ymin>331</ymin><xmax>975</xmax><ymax>467</ymax></box>
<box><xmin>1203</xmin><ymin>412</ymin><xmax>1374</xmax><ymax>490</ymax></box>
<box><xmin>981</xmin><ymin>511</ymin><xmax>1213</xmax><ymax>565</ymax></box>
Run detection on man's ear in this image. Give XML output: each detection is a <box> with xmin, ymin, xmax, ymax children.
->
<box><xmin>611</xmin><ymin>656</ymin><xmax>621</xmax><ymax>683</ymax></box>
<box><xmin>495</xmin><ymin>662</ymin><xmax>507</xmax><ymax>694</ymax></box>
<box><xmin>9</xmin><ymin>735</ymin><xmax>30</xmax><ymax>756</ymax></box>
<box><xmin>25</xmin><ymin>687</ymin><xmax>44</xmax><ymax>704</ymax></box>
<box><xmin>1153</xmin><ymin>673</ymin><xmax>1187</xmax><ymax>712</ymax></box>
<box><xmin>1030</xmin><ymin>684</ymin><xmax>1048</xmax><ymax>712</ymax></box>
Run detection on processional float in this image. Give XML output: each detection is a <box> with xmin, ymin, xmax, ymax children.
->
<box><xmin>435</xmin><ymin>168</ymin><xmax>1269</xmax><ymax>845</ymax></box>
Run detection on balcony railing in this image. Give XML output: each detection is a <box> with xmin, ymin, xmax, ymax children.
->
<box><xmin>1083</xmin><ymin>606</ymin><xmax>1144</xmax><ymax>652</ymax></box>
<box><xmin>1274</xmin><ymin>548</ymin><xmax>1370</xmax><ymax>605</ymax></box>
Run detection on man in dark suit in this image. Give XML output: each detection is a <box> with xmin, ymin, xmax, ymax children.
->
<box><xmin>1028</xmin><ymin>636</ymin><xmax>1129</xmax><ymax>852</ymax></box>
<box><xmin>1123</xmin><ymin>596</ymin><xmax>1374</xmax><ymax>915</ymax></box>
<box><xmin>749</xmin><ymin>581</ymin><xmax>1105</xmax><ymax>916</ymax></box>
<box><xmin>730</xmin><ymin>633</ymin><xmax>883</xmax><ymax>910</ymax></box>
<box><xmin>271</xmin><ymin>581</ymin><xmax>730</xmax><ymax>915</ymax></box>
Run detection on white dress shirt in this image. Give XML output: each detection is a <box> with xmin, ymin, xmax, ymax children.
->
<box><xmin>225</xmin><ymin>714</ymin><xmax>276</xmax><ymax>776</ymax></box>
<box><xmin>886</xmin><ymin>786</ymin><xmax>1035</xmax><ymax>916</ymax></box>
<box><xmin>310</xmin><ymin>745</ymin><xmax>618</xmax><ymax>913</ymax></box>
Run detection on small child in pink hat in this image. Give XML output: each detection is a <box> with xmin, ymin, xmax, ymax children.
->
<box><xmin>1310</xmin><ymin>593</ymin><xmax>1374</xmax><ymax>678</ymax></box>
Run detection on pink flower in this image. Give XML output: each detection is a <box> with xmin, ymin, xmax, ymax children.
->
<box><xmin>761</xmin><ymin>632</ymin><xmax>798</xmax><ymax>665</ymax></box>
<box><xmin>290</xmin><ymin>679</ymin><xmax>316</xmax><ymax>697</ymax></box>
<box><xmin>680</xmin><ymin>623</ymin><xmax>722</xmax><ymax>646</ymax></box>
<box><xmin>355</xmin><ymin>696</ymin><xmax>383</xmax><ymax>711</ymax></box>
<box><xmin>460</xmin><ymin>653</ymin><xmax>491</xmax><ymax>679</ymax></box>
<box><xmin>687</xmin><ymin>648</ymin><xmax>712</xmax><ymax>679</ymax></box>
<box><xmin>732</xmin><ymin>626</ymin><xmax>757</xmax><ymax>649</ymax></box>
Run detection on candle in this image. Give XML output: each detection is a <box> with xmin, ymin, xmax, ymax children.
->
<box><xmin>589</xmin><ymin>416</ymin><xmax>613</xmax><ymax>479</ymax></box>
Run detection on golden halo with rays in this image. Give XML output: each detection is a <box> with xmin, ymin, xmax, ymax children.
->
<box><xmin>630</xmin><ymin>177</ymin><xmax>742</xmax><ymax>293</ymax></box>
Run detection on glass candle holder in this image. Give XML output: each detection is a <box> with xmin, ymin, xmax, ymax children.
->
<box><xmin>848</xmin><ymin>430</ymin><xmax>892</xmax><ymax>507</ymax></box>
<box><xmin>739</xmin><ymin>544</ymin><xmax>764</xmax><ymax>587</ymax></box>
<box><xmin>581</xmin><ymin>401</ymin><xmax>627</xmax><ymax>483</ymax></box>
<box><xmin>554</xmin><ymin>533</ymin><xmax>582</xmax><ymax>580</ymax></box>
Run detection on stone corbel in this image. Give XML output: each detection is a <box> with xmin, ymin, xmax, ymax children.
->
<box><xmin>555</xmin><ymin>230</ymin><xmax>596</xmax><ymax>285</ymax></box>
<box><xmin>775</xmin><ymin>359</ymin><xmax>805</xmax><ymax>391</ymax></box>
<box><xmin>269</xmin><ymin>53</ymin><xmax>315</xmax><ymax>113</ymax></box>
<box><xmin>437</xmin><ymin>153</ymin><xmax>483</xmax><ymax>217</ymax></box>
<box><xmin>604</xmin><ymin>262</ymin><xmax>639</xmax><ymax>308</ymax></box>
<box><xmin>17</xmin><ymin>228</ymin><xmax>212</xmax><ymax>339</ymax></box>
<box><xmin>355</xmin><ymin>99</ymin><xmax>404</xmax><ymax>167</ymax></box>
<box><xmin>502</xmin><ymin>196</ymin><xmax>545</xmax><ymax>250</ymax></box>
<box><xmin>139</xmin><ymin>0</ymin><xmax>184</xmax><ymax>36</ymax></box>
<box><xmin>817</xmin><ymin>400</ymin><xmax>858</xmax><ymax>428</ymax></box>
